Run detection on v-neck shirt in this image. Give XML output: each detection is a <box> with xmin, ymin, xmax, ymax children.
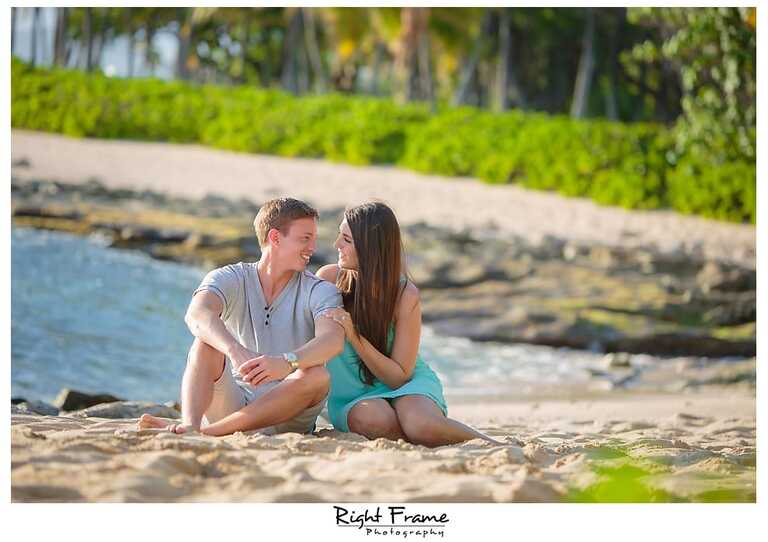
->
<box><xmin>194</xmin><ymin>262</ymin><xmax>342</xmax><ymax>360</ymax></box>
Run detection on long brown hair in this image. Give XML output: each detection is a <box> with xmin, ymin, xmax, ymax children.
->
<box><xmin>337</xmin><ymin>202</ymin><xmax>409</xmax><ymax>385</ymax></box>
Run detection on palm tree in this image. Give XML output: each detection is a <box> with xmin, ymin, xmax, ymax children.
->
<box><xmin>395</xmin><ymin>7</ymin><xmax>433</xmax><ymax>103</ymax></box>
<box><xmin>11</xmin><ymin>7</ymin><xmax>18</xmax><ymax>55</ymax></box>
<box><xmin>54</xmin><ymin>7</ymin><xmax>69</xmax><ymax>67</ymax></box>
<box><xmin>84</xmin><ymin>7</ymin><xmax>94</xmax><ymax>71</ymax></box>
<box><xmin>30</xmin><ymin>7</ymin><xmax>40</xmax><ymax>66</ymax></box>
<box><xmin>570</xmin><ymin>7</ymin><xmax>596</xmax><ymax>118</ymax></box>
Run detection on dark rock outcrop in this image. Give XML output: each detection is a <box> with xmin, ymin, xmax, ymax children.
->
<box><xmin>53</xmin><ymin>389</ymin><xmax>123</xmax><ymax>412</ymax></box>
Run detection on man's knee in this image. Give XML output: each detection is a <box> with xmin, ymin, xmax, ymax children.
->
<box><xmin>187</xmin><ymin>338</ymin><xmax>226</xmax><ymax>380</ymax></box>
<box><xmin>292</xmin><ymin>365</ymin><xmax>330</xmax><ymax>403</ymax></box>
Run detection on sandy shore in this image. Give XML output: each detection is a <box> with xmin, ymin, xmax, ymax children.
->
<box><xmin>11</xmin><ymin>130</ymin><xmax>755</xmax><ymax>267</ymax></box>
<box><xmin>11</xmin><ymin>390</ymin><xmax>755</xmax><ymax>502</ymax></box>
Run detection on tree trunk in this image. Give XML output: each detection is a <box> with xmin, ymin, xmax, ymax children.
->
<box><xmin>417</xmin><ymin>28</ymin><xmax>435</xmax><ymax>110</ymax></box>
<box><xmin>296</xmin><ymin>13</ymin><xmax>310</xmax><ymax>95</ymax></box>
<box><xmin>176</xmin><ymin>8</ymin><xmax>193</xmax><ymax>80</ymax></box>
<box><xmin>11</xmin><ymin>7</ymin><xmax>18</xmax><ymax>55</ymax></box>
<box><xmin>570</xmin><ymin>7</ymin><xmax>596</xmax><ymax>119</ymax></box>
<box><xmin>259</xmin><ymin>29</ymin><xmax>273</xmax><ymax>87</ymax></box>
<box><xmin>281</xmin><ymin>10</ymin><xmax>302</xmax><ymax>94</ymax></box>
<box><xmin>54</xmin><ymin>8</ymin><xmax>69</xmax><ymax>67</ymax></box>
<box><xmin>396</xmin><ymin>7</ymin><xmax>431</xmax><ymax>103</ymax></box>
<box><xmin>496</xmin><ymin>8</ymin><xmax>511</xmax><ymax>111</ymax></box>
<box><xmin>30</xmin><ymin>7</ymin><xmax>40</xmax><ymax>66</ymax></box>
<box><xmin>84</xmin><ymin>7</ymin><xmax>94</xmax><ymax>72</ymax></box>
<box><xmin>496</xmin><ymin>10</ymin><xmax>527</xmax><ymax>110</ymax></box>
<box><xmin>145</xmin><ymin>20</ymin><xmax>156</xmax><ymax>75</ymax></box>
<box><xmin>454</xmin><ymin>9</ymin><xmax>494</xmax><ymax>106</ymax></box>
<box><xmin>302</xmin><ymin>8</ymin><xmax>326</xmax><ymax>93</ymax></box>
<box><xmin>95</xmin><ymin>15</ymin><xmax>108</xmax><ymax>69</ymax></box>
<box><xmin>125</xmin><ymin>8</ymin><xmax>135</xmax><ymax>77</ymax></box>
<box><xmin>239</xmin><ymin>11</ymin><xmax>252</xmax><ymax>83</ymax></box>
<box><xmin>604</xmin><ymin>8</ymin><xmax>624</xmax><ymax>120</ymax></box>
<box><xmin>370</xmin><ymin>41</ymin><xmax>385</xmax><ymax>95</ymax></box>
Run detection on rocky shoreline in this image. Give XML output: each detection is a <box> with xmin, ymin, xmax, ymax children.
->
<box><xmin>11</xmin><ymin>176</ymin><xmax>756</xmax><ymax>358</ymax></box>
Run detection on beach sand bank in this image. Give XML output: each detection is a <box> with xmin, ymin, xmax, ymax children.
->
<box><xmin>11</xmin><ymin>390</ymin><xmax>755</xmax><ymax>502</ymax></box>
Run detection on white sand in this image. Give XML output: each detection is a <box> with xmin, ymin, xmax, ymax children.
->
<box><xmin>11</xmin><ymin>391</ymin><xmax>755</xmax><ymax>502</ymax></box>
<box><xmin>11</xmin><ymin>129</ymin><xmax>755</xmax><ymax>267</ymax></box>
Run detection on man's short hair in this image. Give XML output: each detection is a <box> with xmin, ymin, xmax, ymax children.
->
<box><xmin>253</xmin><ymin>197</ymin><xmax>319</xmax><ymax>247</ymax></box>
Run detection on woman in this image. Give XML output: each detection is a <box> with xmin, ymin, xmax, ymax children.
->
<box><xmin>317</xmin><ymin>202</ymin><xmax>499</xmax><ymax>447</ymax></box>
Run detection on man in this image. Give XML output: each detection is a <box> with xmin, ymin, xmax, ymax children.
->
<box><xmin>139</xmin><ymin>197</ymin><xmax>345</xmax><ymax>436</ymax></box>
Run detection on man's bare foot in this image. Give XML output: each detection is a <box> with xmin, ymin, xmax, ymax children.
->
<box><xmin>137</xmin><ymin>414</ymin><xmax>198</xmax><ymax>434</ymax></box>
<box><xmin>137</xmin><ymin>413</ymin><xmax>171</xmax><ymax>430</ymax></box>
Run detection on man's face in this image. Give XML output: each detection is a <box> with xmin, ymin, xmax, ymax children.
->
<box><xmin>273</xmin><ymin>217</ymin><xmax>317</xmax><ymax>272</ymax></box>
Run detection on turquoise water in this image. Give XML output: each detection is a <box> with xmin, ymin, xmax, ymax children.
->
<box><xmin>12</xmin><ymin>227</ymin><xmax>203</xmax><ymax>403</ymax></box>
<box><xmin>13</xmin><ymin>226</ymin><xmax>746</xmax><ymax>404</ymax></box>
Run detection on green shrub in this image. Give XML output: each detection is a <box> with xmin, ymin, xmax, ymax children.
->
<box><xmin>668</xmin><ymin>155</ymin><xmax>756</xmax><ymax>222</ymax></box>
<box><xmin>11</xmin><ymin>58</ymin><xmax>755</xmax><ymax>224</ymax></box>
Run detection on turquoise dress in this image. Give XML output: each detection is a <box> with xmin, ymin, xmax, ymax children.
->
<box><xmin>326</xmin><ymin>328</ymin><xmax>448</xmax><ymax>432</ymax></box>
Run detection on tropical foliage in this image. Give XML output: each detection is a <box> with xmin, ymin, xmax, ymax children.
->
<box><xmin>12</xmin><ymin>58</ymin><xmax>755</xmax><ymax>223</ymax></box>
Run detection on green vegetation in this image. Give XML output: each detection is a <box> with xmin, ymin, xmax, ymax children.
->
<box><xmin>567</xmin><ymin>447</ymin><xmax>755</xmax><ymax>503</ymax></box>
<box><xmin>12</xmin><ymin>58</ymin><xmax>755</xmax><ymax>223</ymax></box>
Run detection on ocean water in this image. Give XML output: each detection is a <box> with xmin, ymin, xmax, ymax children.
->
<box><xmin>12</xmin><ymin>226</ymin><xmax>747</xmax><ymax>404</ymax></box>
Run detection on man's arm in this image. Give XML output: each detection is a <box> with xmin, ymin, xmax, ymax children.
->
<box><xmin>185</xmin><ymin>290</ymin><xmax>257</xmax><ymax>368</ymax></box>
<box><xmin>239</xmin><ymin>315</ymin><xmax>344</xmax><ymax>385</ymax></box>
<box><xmin>292</xmin><ymin>315</ymin><xmax>345</xmax><ymax>369</ymax></box>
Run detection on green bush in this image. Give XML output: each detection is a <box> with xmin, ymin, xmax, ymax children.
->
<box><xmin>11</xmin><ymin>58</ymin><xmax>755</xmax><ymax>223</ymax></box>
<box><xmin>667</xmin><ymin>155</ymin><xmax>756</xmax><ymax>222</ymax></box>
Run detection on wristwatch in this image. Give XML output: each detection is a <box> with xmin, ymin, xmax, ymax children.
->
<box><xmin>282</xmin><ymin>352</ymin><xmax>300</xmax><ymax>372</ymax></box>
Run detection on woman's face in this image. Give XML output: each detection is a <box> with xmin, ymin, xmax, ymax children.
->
<box><xmin>333</xmin><ymin>219</ymin><xmax>359</xmax><ymax>270</ymax></box>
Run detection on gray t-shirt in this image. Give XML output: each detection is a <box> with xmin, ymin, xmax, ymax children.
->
<box><xmin>194</xmin><ymin>262</ymin><xmax>342</xmax><ymax>364</ymax></box>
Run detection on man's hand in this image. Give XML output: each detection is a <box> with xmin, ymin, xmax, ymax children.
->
<box><xmin>228</xmin><ymin>343</ymin><xmax>261</xmax><ymax>370</ymax></box>
<box><xmin>238</xmin><ymin>355</ymin><xmax>292</xmax><ymax>386</ymax></box>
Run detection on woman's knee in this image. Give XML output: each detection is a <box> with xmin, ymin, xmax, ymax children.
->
<box><xmin>398</xmin><ymin>411</ymin><xmax>445</xmax><ymax>447</ymax></box>
<box><xmin>348</xmin><ymin>400</ymin><xmax>402</xmax><ymax>439</ymax></box>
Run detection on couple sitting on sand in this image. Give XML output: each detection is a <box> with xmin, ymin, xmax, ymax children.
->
<box><xmin>139</xmin><ymin>197</ymin><xmax>497</xmax><ymax>447</ymax></box>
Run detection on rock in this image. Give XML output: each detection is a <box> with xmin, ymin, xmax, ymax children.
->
<box><xmin>53</xmin><ymin>389</ymin><xmax>122</xmax><ymax>412</ymax></box>
<box><xmin>163</xmin><ymin>401</ymin><xmax>182</xmax><ymax>412</ymax></box>
<box><xmin>182</xmin><ymin>232</ymin><xmax>216</xmax><ymax>249</ymax></box>
<box><xmin>533</xmin><ymin>235</ymin><xmax>566</xmax><ymax>260</ymax></box>
<box><xmin>603</xmin><ymin>352</ymin><xmax>632</xmax><ymax>368</ymax></box>
<box><xmin>66</xmin><ymin>401</ymin><xmax>181</xmax><ymax>420</ymax></box>
<box><xmin>696</xmin><ymin>262</ymin><xmax>756</xmax><ymax>293</ymax></box>
<box><xmin>563</xmin><ymin>243</ymin><xmax>589</xmax><ymax>262</ymax></box>
<box><xmin>606</xmin><ymin>334</ymin><xmax>755</xmax><ymax>358</ymax></box>
<box><xmin>14</xmin><ymin>400</ymin><xmax>59</xmax><ymax>416</ymax></box>
<box><xmin>118</xmin><ymin>225</ymin><xmax>189</xmax><ymax>244</ymax></box>
<box><xmin>703</xmin><ymin>294</ymin><xmax>756</xmax><ymax>326</ymax></box>
<box><xmin>11</xmin><ymin>397</ymin><xmax>27</xmax><ymax>405</ymax></box>
<box><xmin>12</xmin><ymin>206</ymin><xmax>82</xmax><ymax>220</ymax></box>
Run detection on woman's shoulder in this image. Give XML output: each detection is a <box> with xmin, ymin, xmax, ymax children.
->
<box><xmin>316</xmin><ymin>264</ymin><xmax>339</xmax><ymax>282</ymax></box>
<box><xmin>397</xmin><ymin>279</ymin><xmax>420</xmax><ymax>313</ymax></box>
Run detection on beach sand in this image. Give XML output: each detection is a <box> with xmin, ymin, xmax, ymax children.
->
<box><xmin>11</xmin><ymin>390</ymin><xmax>755</xmax><ymax>502</ymax></box>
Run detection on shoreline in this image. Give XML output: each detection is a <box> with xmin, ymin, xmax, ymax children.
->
<box><xmin>11</xmin><ymin>129</ymin><xmax>755</xmax><ymax>268</ymax></box>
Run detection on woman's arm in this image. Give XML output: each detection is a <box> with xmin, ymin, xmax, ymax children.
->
<box><xmin>329</xmin><ymin>283</ymin><xmax>421</xmax><ymax>389</ymax></box>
